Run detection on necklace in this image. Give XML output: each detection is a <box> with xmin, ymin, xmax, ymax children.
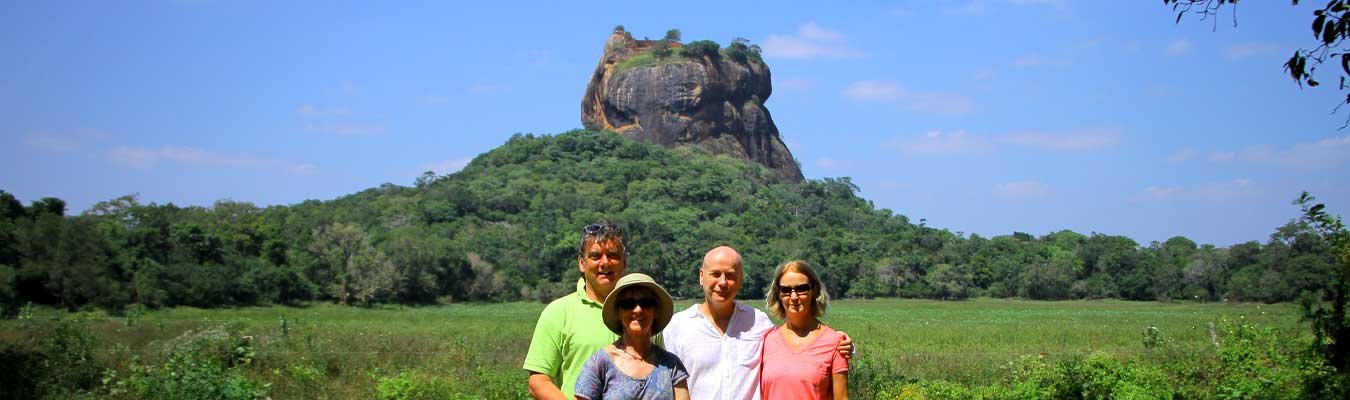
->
<box><xmin>622</xmin><ymin>347</ymin><xmax>648</xmax><ymax>360</ymax></box>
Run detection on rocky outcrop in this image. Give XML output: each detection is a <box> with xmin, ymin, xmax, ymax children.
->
<box><xmin>581</xmin><ymin>29</ymin><xmax>804</xmax><ymax>183</ymax></box>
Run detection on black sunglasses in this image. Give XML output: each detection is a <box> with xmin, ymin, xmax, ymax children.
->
<box><xmin>778</xmin><ymin>284</ymin><xmax>812</xmax><ymax>296</ymax></box>
<box><xmin>584</xmin><ymin>223</ymin><xmax>615</xmax><ymax>235</ymax></box>
<box><xmin>616</xmin><ymin>297</ymin><xmax>658</xmax><ymax>310</ymax></box>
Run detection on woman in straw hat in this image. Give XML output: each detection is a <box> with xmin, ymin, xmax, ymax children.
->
<box><xmin>761</xmin><ymin>260</ymin><xmax>849</xmax><ymax>400</ymax></box>
<box><xmin>574</xmin><ymin>273</ymin><xmax>690</xmax><ymax>400</ymax></box>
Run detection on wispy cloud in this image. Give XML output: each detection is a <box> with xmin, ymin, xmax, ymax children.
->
<box><xmin>1132</xmin><ymin>179</ymin><xmax>1262</xmax><ymax>203</ymax></box>
<box><xmin>418</xmin><ymin>94</ymin><xmax>449</xmax><ymax>104</ymax></box>
<box><xmin>844</xmin><ymin>80</ymin><xmax>976</xmax><ymax>116</ymax></box>
<box><xmin>944</xmin><ymin>1</ymin><xmax>987</xmax><ymax>16</ymax></box>
<box><xmin>762</xmin><ymin>22</ymin><xmax>865</xmax><ymax>60</ymax></box>
<box><xmin>1012</xmin><ymin>53</ymin><xmax>1073</xmax><ymax>69</ymax></box>
<box><xmin>888</xmin><ymin>128</ymin><xmax>1120</xmax><ymax>156</ymax></box>
<box><xmin>467</xmin><ymin>84</ymin><xmax>511</xmax><ymax>95</ymax></box>
<box><xmin>1208</xmin><ymin>136</ymin><xmax>1350</xmax><ymax>169</ymax></box>
<box><xmin>843</xmin><ymin>80</ymin><xmax>903</xmax><ymax>101</ymax></box>
<box><xmin>23</xmin><ymin>133</ymin><xmax>81</xmax><ymax>153</ymax></box>
<box><xmin>889</xmin><ymin>130</ymin><xmax>992</xmax><ymax>155</ymax></box>
<box><xmin>993</xmin><ymin>181</ymin><xmax>1051</xmax><ymax>200</ymax></box>
<box><xmin>776</xmin><ymin>77</ymin><xmax>816</xmax><ymax>92</ymax></box>
<box><xmin>815</xmin><ymin>157</ymin><xmax>855</xmax><ymax>170</ymax></box>
<box><xmin>304</xmin><ymin>123</ymin><xmax>385</xmax><ymax>136</ymax></box>
<box><xmin>296</xmin><ymin>104</ymin><xmax>352</xmax><ymax>118</ymax></box>
<box><xmin>1225</xmin><ymin>41</ymin><xmax>1280</xmax><ymax>60</ymax></box>
<box><xmin>1167</xmin><ymin>148</ymin><xmax>1196</xmax><ymax>164</ymax></box>
<box><xmin>1137</xmin><ymin>185</ymin><xmax>1183</xmax><ymax>201</ymax></box>
<box><xmin>288</xmin><ymin>164</ymin><xmax>319</xmax><ymax>176</ymax></box>
<box><xmin>420</xmin><ymin>158</ymin><xmax>472</xmax><ymax>175</ymax></box>
<box><xmin>107</xmin><ymin>145</ymin><xmax>263</xmax><ymax>169</ymax></box>
<box><xmin>887</xmin><ymin>7</ymin><xmax>915</xmax><ymax>17</ymax></box>
<box><xmin>1167</xmin><ymin>39</ymin><xmax>1192</xmax><ymax>56</ymax></box>
<box><xmin>1001</xmin><ymin>129</ymin><xmax>1120</xmax><ymax>152</ymax></box>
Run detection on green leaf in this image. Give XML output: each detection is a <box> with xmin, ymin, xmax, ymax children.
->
<box><xmin>1315</xmin><ymin>15</ymin><xmax>1327</xmax><ymax>37</ymax></box>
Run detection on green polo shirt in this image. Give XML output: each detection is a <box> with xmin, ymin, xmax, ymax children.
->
<box><xmin>522</xmin><ymin>278</ymin><xmax>617</xmax><ymax>398</ymax></box>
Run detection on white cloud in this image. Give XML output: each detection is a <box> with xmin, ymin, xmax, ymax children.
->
<box><xmin>305</xmin><ymin>123</ymin><xmax>385</xmax><ymax>136</ymax></box>
<box><xmin>999</xmin><ymin>129</ymin><xmax>1120</xmax><ymax>152</ymax></box>
<box><xmin>889</xmin><ymin>128</ymin><xmax>1119</xmax><ymax>156</ymax></box>
<box><xmin>776</xmin><ymin>77</ymin><xmax>815</xmax><ymax>92</ymax></box>
<box><xmin>1131</xmin><ymin>180</ymin><xmax>1261</xmax><ymax>203</ymax></box>
<box><xmin>296</xmin><ymin>104</ymin><xmax>352</xmax><ymax>118</ymax></box>
<box><xmin>843</xmin><ymin>80</ymin><xmax>903</xmax><ymax>102</ymax></box>
<box><xmin>1139</xmin><ymin>185</ymin><xmax>1183</xmax><ymax>201</ymax></box>
<box><xmin>888</xmin><ymin>7</ymin><xmax>915</xmax><ymax>17</ymax></box>
<box><xmin>467</xmin><ymin>84</ymin><xmax>510</xmax><ymax>95</ymax></box>
<box><xmin>23</xmin><ymin>133</ymin><xmax>81</xmax><ymax>153</ymax></box>
<box><xmin>421</xmin><ymin>158</ymin><xmax>472</xmax><ymax>175</ymax></box>
<box><xmin>1196</xmin><ymin>179</ymin><xmax>1261</xmax><ymax>200</ymax></box>
<box><xmin>815</xmin><ymin>157</ymin><xmax>855</xmax><ymax>170</ymax></box>
<box><xmin>1208</xmin><ymin>136</ymin><xmax>1350</xmax><ymax>169</ymax></box>
<box><xmin>288</xmin><ymin>164</ymin><xmax>319</xmax><ymax>176</ymax></box>
<box><xmin>905</xmin><ymin>91</ymin><xmax>976</xmax><ymax>116</ymax></box>
<box><xmin>1209</xmin><ymin>151</ymin><xmax>1236</xmax><ymax>162</ymax></box>
<box><xmin>1225</xmin><ymin>41</ymin><xmax>1280</xmax><ymax>60</ymax></box>
<box><xmin>418</xmin><ymin>94</ymin><xmax>449</xmax><ymax>104</ymax></box>
<box><xmin>1012</xmin><ymin>53</ymin><xmax>1073</xmax><ymax>69</ymax></box>
<box><xmin>890</xmin><ymin>130</ymin><xmax>991</xmax><ymax>155</ymax></box>
<box><xmin>993</xmin><ymin>181</ymin><xmax>1050</xmax><ymax>200</ymax></box>
<box><xmin>1167</xmin><ymin>148</ymin><xmax>1196</xmax><ymax>164</ymax></box>
<box><xmin>944</xmin><ymin>1</ymin><xmax>987</xmax><ymax>15</ymax></box>
<box><xmin>844</xmin><ymin>80</ymin><xmax>975</xmax><ymax>116</ymax></box>
<box><xmin>107</xmin><ymin>145</ymin><xmax>263</xmax><ymax>169</ymax></box>
<box><xmin>1167</xmin><ymin>39</ymin><xmax>1192</xmax><ymax>55</ymax></box>
<box><xmin>762</xmin><ymin>22</ymin><xmax>865</xmax><ymax>60</ymax></box>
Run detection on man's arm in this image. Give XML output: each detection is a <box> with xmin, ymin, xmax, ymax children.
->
<box><xmin>528</xmin><ymin>372</ymin><xmax>567</xmax><ymax>400</ymax></box>
<box><xmin>835</xmin><ymin>331</ymin><xmax>854</xmax><ymax>360</ymax></box>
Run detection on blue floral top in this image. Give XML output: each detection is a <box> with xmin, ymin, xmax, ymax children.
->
<box><xmin>574</xmin><ymin>345</ymin><xmax>688</xmax><ymax>400</ymax></box>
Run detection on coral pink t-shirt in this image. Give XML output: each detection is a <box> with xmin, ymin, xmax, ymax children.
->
<box><xmin>760</xmin><ymin>324</ymin><xmax>849</xmax><ymax>400</ymax></box>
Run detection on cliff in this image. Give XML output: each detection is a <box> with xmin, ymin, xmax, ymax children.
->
<box><xmin>580</xmin><ymin>29</ymin><xmax>804</xmax><ymax>183</ymax></box>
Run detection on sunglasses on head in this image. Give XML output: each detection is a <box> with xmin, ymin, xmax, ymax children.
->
<box><xmin>584</xmin><ymin>223</ymin><xmax>615</xmax><ymax>235</ymax></box>
<box><xmin>616</xmin><ymin>297</ymin><xmax>658</xmax><ymax>310</ymax></box>
<box><xmin>778</xmin><ymin>283</ymin><xmax>812</xmax><ymax>296</ymax></box>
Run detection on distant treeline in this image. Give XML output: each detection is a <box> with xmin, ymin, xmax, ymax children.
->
<box><xmin>0</xmin><ymin>130</ymin><xmax>1338</xmax><ymax>313</ymax></box>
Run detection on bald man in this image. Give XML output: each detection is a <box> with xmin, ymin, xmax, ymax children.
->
<box><xmin>661</xmin><ymin>246</ymin><xmax>851</xmax><ymax>400</ymax></box>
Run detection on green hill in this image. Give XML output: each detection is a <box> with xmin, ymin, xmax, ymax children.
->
<box><xmin>0</xmin><ymin>130</ymin><xmax>1337</xmax><ymax>312</ymax></box>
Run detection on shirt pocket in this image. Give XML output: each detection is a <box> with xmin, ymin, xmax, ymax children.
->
<box><xmin>734</xmin><ymin>336</ymin><xmax>763</xmax><ymax>367</ymax></box>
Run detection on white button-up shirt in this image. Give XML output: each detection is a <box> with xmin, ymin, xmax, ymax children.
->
<box><xmin>663</xmin><ymin>301</ymin><xmax>775</xmax><ymax>400</ymax></box>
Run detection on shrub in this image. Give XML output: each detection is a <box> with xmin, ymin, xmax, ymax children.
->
<box><xmin>681</xmin><ymin>40</ymin><xmax>720</xmax><ymax>59</ymax></box>
<box><xmin>117</xmin><ymin>325</ymin><xmax>268</xmax><ymax>400</ymax></box>
<box><xmin>0</xmin><ymin>318</ymin><xmax>104</xmax><ymax>399</ymax></box>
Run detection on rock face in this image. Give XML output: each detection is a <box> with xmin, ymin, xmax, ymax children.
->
<box><xmin>581</xmin><ymin>30</ymin><xmax>804</xmax><ymax>183</ymax></box>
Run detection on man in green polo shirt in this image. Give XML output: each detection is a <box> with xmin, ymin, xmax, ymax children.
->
<box><xmin>524</xmin><ymin>220</ymin><xmax>627</xmax><ymax>399</ymax></box>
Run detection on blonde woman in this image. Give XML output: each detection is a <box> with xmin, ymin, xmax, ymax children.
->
<box><xmin>761</xmin><ymin>260</ymin><xmax>848</xmax><ymax>400</ymax></box>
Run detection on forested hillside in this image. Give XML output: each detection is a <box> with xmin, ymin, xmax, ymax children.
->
<box><xmin>0</xmin><ymin>130</ymin><xmax>1338</xmax><ymax>313</ymax></box>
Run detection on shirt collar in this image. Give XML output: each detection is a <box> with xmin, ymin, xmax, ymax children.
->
<box><xmin>575</xmin><ymin>278</ymin><xmax>602</xmax><ymax>307</ymax></box>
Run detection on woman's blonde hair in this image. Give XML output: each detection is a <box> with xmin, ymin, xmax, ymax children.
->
<box><xmin>765</xmin><ymin>260</ymin><xmax>830</xmax><ymax>319</ymax></box>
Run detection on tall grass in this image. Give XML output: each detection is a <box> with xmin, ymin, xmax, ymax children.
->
<box><xmin>0</xmin><ymin>299</ymin><xmax>1311</xmax><ymax>399</ymax></box>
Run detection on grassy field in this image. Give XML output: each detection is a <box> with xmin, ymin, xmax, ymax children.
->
<box><xmin>0</xmin><ymin>298</ymin><xmax>1308</xmax><ymax>399</ymax></box>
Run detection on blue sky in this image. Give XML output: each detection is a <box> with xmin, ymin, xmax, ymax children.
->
<box><xmin>2</xmin><ymin>1</ymin><xmax>1347</xmax><ymax>247</ymax></box>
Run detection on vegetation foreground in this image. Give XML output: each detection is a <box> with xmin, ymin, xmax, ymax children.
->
<box><xmin>3</xmin><ymin>298</ymin><xmax>1336</xmax><ymax>399</ymax></box>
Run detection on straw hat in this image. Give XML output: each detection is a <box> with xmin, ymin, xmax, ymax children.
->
<box><xmin>602</xmin><ymin>273</ymin><xmax>675</xmax><ymax>335</ymax></box>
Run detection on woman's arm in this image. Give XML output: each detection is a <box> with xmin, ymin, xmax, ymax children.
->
<box><xmin>674</xmin><ymin>381</ymin><xmax>691</xmax><ymax>400</ymax></box>
<box><xmin>831</xmin><ymin>371</ymin><xmax>848</xmax><ymax>400</ymax></box>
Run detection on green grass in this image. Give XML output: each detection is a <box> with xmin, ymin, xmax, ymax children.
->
<box><xmin>0</xmin><ymin>298</ymin><xmax>1307</xmax><ymax>399</ymax></box>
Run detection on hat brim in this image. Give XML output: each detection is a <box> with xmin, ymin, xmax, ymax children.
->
<box><xmin>602</xmin><ymin>275</ymin><xmax>675</xmax><ymax>336</ymax></box>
